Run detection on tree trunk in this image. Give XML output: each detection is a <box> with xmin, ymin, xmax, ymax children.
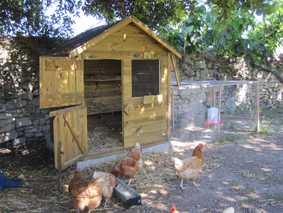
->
<box><xmin>246</xmin><ymin>53</ymin><xmax>283</xmax><ymax>84</ymax></box>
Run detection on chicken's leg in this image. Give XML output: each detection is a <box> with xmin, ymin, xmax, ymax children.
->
<box><xmin>180</xmin><ymin>179</ymin><xmax>186</xmax><ymax>189</ymax></box>
<box><xmin>104</xmin><ymin>199</ymin><xmax>109</xmax><ymax>207</ymax></box>
<box><xmin>192</xmin><ymin>181</ymin><xmax>199</xmax><ymax>187</ymax></box>
<box><xmin>128</xmin><ymin>178</ymin><xmax>132</xmax><ymax>186</ymax></box>
<box><xmin>143</xmin><ymin>169</ymin><xmax>150</xmax><ymax>180</ymax></box>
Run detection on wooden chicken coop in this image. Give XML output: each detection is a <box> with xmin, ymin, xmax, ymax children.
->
<box><xmin>39</xmin><ymin>16</ymin><xmax>182</xmax><ymax>170</ymax></box>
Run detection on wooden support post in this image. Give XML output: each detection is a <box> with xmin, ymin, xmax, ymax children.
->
<box><xmin>255</xmin><ymin>81</ymin><xmax>260</xmax><ymax>132</ymax></box>
<box><xmin>210</xmin><ymin>87</ymin><xmax>215</xmax><ymax>107</ymax></box>
<box><xmin>217</xmin><ymin>86</ymin><xmax>221</xmax><ymax>141</ymax></box>
<box><xmin>172</xmin><ymin>89</ymin><xmax>175</xmax><ymax>131</ymax></box>
<box><xmin>168</xmin><ymin>53</ymin><xmax>172</xmax><ymax>140</ymax></box>
<box><xmin>58</xmin><ymin>141</ymin><xmax>62</xmax><ymax>191</ymax></box>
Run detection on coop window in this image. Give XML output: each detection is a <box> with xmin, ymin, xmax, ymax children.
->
<box><xmin>132</xmin><ymin>60</ymin><xmax>160</xmax><ymax>97</ymax></box>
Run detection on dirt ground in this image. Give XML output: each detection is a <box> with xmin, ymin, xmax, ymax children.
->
<box><xmin>0</xmin><ymin>107</ymin><xmax>283</xmax><ymax>213</ymax></box>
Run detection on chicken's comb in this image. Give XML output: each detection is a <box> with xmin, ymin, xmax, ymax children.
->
<box><xmin>171</xmin><ymin>204</ymin><xmax>176</xmax><ymax>211</ymax></box>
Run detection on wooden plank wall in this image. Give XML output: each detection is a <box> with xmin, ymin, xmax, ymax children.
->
<box><xmin>82</xmin><ymin>23</ymin><xmax>170</xmax><ymax>148</ymax></box>
<box><xmin>39</xmin><ymin>57</ymin><xmax>84</xmax><ymax>109</ymax></box>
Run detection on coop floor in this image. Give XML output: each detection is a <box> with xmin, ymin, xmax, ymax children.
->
<box><xmin>87</xmin><ymin>123</ymin><xmax>123</xmax><ymax>153</ymax></box>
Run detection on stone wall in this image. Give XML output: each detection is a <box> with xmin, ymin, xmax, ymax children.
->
<box><xmin>0</xmin><ymin>36</ymin><xmax>52</xmax><ymax>147</ymax></box>
<box><xmin>1</xmin><ymin>36</ymin><xmax>282</xmax><ymax>148</ymax></box>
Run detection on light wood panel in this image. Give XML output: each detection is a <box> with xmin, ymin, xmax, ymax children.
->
<box><xmin>124</xmin><ymin>122</ymin><xmax>167</xmax><ymax>137</ymax></box>
<box><xmin>39</xmin><ymin>56</ymin><xmax>84</xmax><ymax>109</ymax></box>
<box><xmin>70</xmin><ymin>16</ymin><xmax>182</xmax><ymax>58</ymax></box>
<box><xmin>84</xmin><ymin>60</ymin><xmax>121</xmax><ymax>75</ymax></box>
<box><xmin>51</xmin><ymin>105</ymin><xmax>87</xmax><ymax>171</ymax></box>
<box><xmin>124</xmin><ymin>115</ymin><xmax>167</xmax><ymax>129</ymax></box>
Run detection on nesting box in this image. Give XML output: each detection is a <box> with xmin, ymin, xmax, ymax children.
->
<box><xmin>39</xmin><ymin>16</ymin><xmax>182</xmax><ymax>170</ymax></box>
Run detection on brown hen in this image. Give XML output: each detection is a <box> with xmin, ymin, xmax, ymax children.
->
<box><xmin>112</xmin><ymin>142</ymin><xmax>149</xmax><ymax>185</ymax></box>
<box><xmin>92</xmin><ymin>171</ymin><xmax>117</xmax><ymax>207</ymax></box>
<box><xmin>68</xmin><ymin>168</ymin><xmax>102</xmax><ymax>213</ymax></box>
<box><xmin>172</xmin><ymin>143</ymin><xmax>205</xmax><ymax>189</ymax></box>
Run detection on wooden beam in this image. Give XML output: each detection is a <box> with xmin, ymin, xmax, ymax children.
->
<box><xmin>217</xmin><ymin>86</ymin><xmax>221</xmax><ymax>141</ymax></box>
<box><xmin>209</xmin><ymin>87</ymin><xmax>215</xmax><ymax>107</ymax></box>
<box><xmin>171</xmin><ymin>55</ymin><xmax>181</xmax><ymax>87</ymax></box>
<box><xmin>255</xmin><ymin>81</ymin><xmax>260</xmax><ymax>132</ymax></box>
<box><xmin>49</xmin><ymin>105</ymin><xmax>86</xmax><ymax>117</ymax></box>
<box><xmin>221</xmin><ymin>115</ymin><xmax>255</xmax><ymax>121</ymax></box>
<box><xmin>171</xmin><ymin>88</ymin><xmax>175</xmax><ymax>131</ymax></box>
<box><xmin>167</xmin><ymin>53</ymin><xmax>172</xmax><ymax>140</ymax></box>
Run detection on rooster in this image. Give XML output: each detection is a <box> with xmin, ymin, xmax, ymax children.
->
<box><xmin>172</xmin><ymin>143</ymin><xmax>204</xmax><ymax>189</ymax></box>
<box><xmin>112</xmin><ymin>142</ymin><xmax>149</xmax><ymax>185</ymax></box>
<box><xmin>92</xmin><ymin>171</ymin><xmax>117</xmax><ymax>207</ymax></box>
<box><xmin>68</xmin><ymin>168</ymin><xmax>102</xmax><ymax>213</ymax></box>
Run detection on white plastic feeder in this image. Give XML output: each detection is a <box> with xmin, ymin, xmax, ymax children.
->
<box><xmin>207</xmin><ymin>107</ymin><xmax>218</xmax><ymax>124</ymax></box>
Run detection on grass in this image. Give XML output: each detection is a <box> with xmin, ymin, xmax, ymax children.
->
<box><xmin>258</xmin><ymin>124</ymin><xmax>270</xmax><ymax>134</ymax></box>
<box><xmin>261</xmin><ymin>173</ymin><xmax>273</xmax><ymax>185</ymax></box>
<box><xmin>229</xmin><ymin>122</ymin><xmax>241</xmax><ymax>130</ymax></box>
<box><xmin>266</xmin><ymin>193</ymin><xmax>283</xmax><ymax>204</ymax></box>
<box><xmin>249</xmin><ymin>123</ymin><xmax>271</xmax><ymax>135</ymax></box>
<box><xmin>219</xmin><ymin>133</ymin><xmax>244</xmax><ymax>143</ymax></box>
<box><xmin>0</xmin><ymin>168</ymin><xmax>9</xmax><ymax>173</ymax></box>
<box><xmin>232</xmin><ymin>183</ymin><xmax>257</xmax><ymax>196</ymax></box>
<box><xmin>260</xmin><ymin>106</ymin><xmax>283</xmax><ymax>122</ymax></box>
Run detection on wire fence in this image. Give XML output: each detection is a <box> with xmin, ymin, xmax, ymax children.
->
<box><xmin>171</xmin><ymin>83</ymin><xmax>257</xmax><ymax>144</ymax></box>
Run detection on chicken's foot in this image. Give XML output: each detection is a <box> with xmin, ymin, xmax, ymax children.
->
<box><xmin>192</xmin><ymin>181</ymin><xmax>199</xmax><ymax>187</ymax></box>
<box><xmin>143</xmin><ymin>169</ymin><xmax>150</xmax><ymax>180</ymax></box>
<box><xmin>180</xmin><ymin>179</ymin><xmax>186</xmax><ymax>189</ymax></box>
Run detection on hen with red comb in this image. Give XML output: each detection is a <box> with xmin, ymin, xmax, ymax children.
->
<box><xmin>172</xmin><ymin>143</ymin><xmax>205</xmax><ymax>189</ymax></box>
<box><xmin>171</xmin><ymin>204</ymin><xmax>179</xmax><ymax>213</ymax></box>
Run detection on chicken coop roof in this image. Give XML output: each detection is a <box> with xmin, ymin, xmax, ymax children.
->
<box><xmin>48</xmin><ymin>20</ymin><xmax>123</xmax><ymax>56</ymax></box>
<box><xmin>47</xmin><ymin>16</ymin><xmax>182</xmax><ymax>58</ymax></box>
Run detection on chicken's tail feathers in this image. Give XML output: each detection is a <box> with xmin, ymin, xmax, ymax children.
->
<box><xmin>171</xmin><ymin>157</ymin><xmax>181</xmax><ymax>163</ymax></box>
<box><xmin>171</xmin><ymin>157</ymin><xmax>183</xmax><ymax>170</ymax></box>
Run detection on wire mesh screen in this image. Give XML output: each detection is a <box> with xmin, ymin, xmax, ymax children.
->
<box><xmin>132</xmin><ymin>60</ymin><xmax>160</xmax><ymax>97</ymax></box>
<box><xmin>171</xmin><ymin>84</ymin><xmax>257</xmax><ymax>146</ymax></box>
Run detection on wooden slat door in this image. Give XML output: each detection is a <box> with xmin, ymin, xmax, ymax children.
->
<box><xmin>49</xmin><ymin>105</ymin><xmax>87</xmax><ymax>171</ymax></box>
<box><xmin>39</xmin><ymin>56</ymin><xmax>84</xmax><ymax>109</ymax></box>
<box><xmin>122</xmin><ymin>58</ymin><xmax>169</xmax><ymax>148</ymax></box>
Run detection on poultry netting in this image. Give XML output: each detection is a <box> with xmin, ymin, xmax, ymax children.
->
<box><xmin>171</xmin><ymin>83</ymin><xmax>257</xmax><ymax>149</ymax></box>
